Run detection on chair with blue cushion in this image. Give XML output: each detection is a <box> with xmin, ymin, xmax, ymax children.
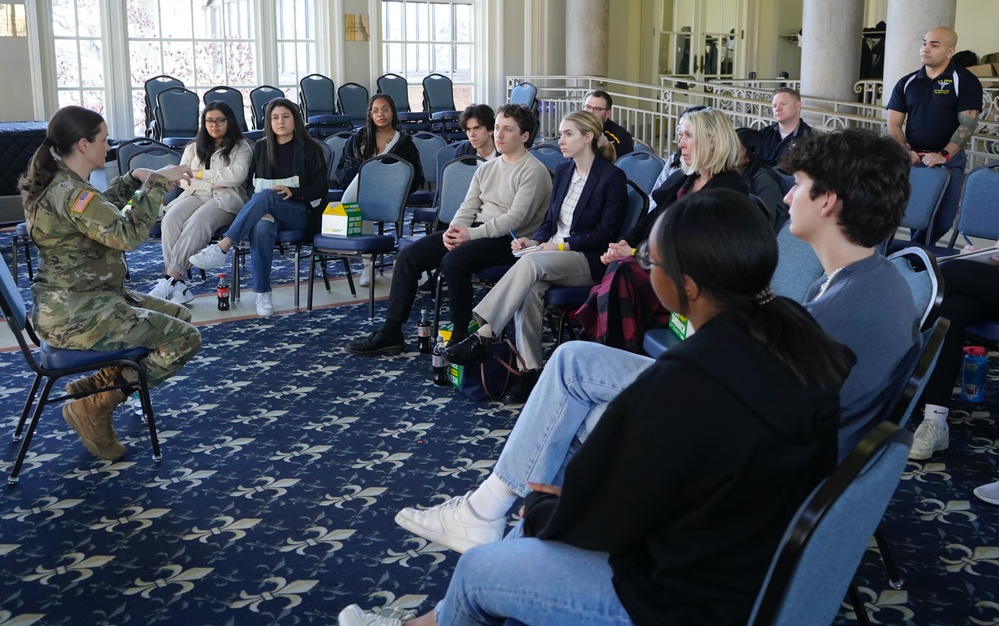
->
<box><xmin>337</xmin><ymin>82</ymin><xmax>370</xmax><ymax>129</ymax></box>
<box><xmin>632</xmin><ymin>141</ymin><xmax>654</xmax><ymax>154</ymax></box>
<box><xmin>0</xmin><ymin>261</ymin><xmax>161</xmax><ymax>485</ymax></box>
<box><xmin>249</xmin><ymin>85</ymin><xmax>283</xmax><ymax>129</ymax></box>
<box><xmin>307</xmin><ymin>114</ymin><xmax>354</xmax><ymax>139</ymax></box>
<box><xmin>116</xmin><ymin>137</ymin><xmax>175</xmax><ymax>177</ymax></box>
<box><xmin>308</xmin><ymin>154</ymin><xmax>414</xmax><ymax>318</ymax></box>
<box><xmin>422</xmin><ymin>73</ymin><xmax>456</xmax><ymax>116</ymax></box>
<box><xmin>747</xmin><ymin>422</ymin><xmax>913</xmax><ymax>626</ymax></box>
<box><xmin>155</xmin><ymin>87</ymin><xmax>200</xmax><ymax>147</ymax></box>
<box><xmin>926</xmin><ymin>163</ymin><xmax>999</xmax><ymax>258</ymax></box>
<box><xmin>509</xmin><ymin>82</ymin><xmax>540</xmax><ymax>148</ymax></box>
<box><xmin>377</xmin><ymin>73</ymin><xmax>412</xmax><ymax>112</ymax></box>
<box><xmin>143</xmin><ymin>74</ymin><xmax>184</xmax><ymax>138</ymax></box>
<box><xmin>887</xmin><ymin>246</ymin><xmax>943</xmax><ymax>332</ymax></box>
<box><xmin>299</xmin><ymin>73</ymin><xmax>337</xmax><ymax>119</ymax></box>
<box><xmin>528</xmin><ymin>144</ymin><xmax>569</xmax><ymax>176</ymax></box>
<box><xmin>408</xmin><ymin>132</ymin><xmax>448</xmax><ymax>234</ymax></box>
<box><xmin>616</xmin><ymin>151</ymin><xmax>665</xmax><ymax>196</ymax></box>
<box><xmin>398</xmin><ymin>111</ymin><xmax>433</xmax><ymax>133</ymax></box>
<box><xmin>886</xmin><ymin>167</ymin><xmax>949</xmax><ymax>253</ymax></box>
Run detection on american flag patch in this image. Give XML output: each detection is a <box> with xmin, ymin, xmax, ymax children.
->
<box><xmin>71</xmin><ymin>190</ymin><xmax>95</xmax><ymax>213</ymax></box>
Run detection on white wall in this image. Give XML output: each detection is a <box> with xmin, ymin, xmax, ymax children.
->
<box><xmin>0</xmin><ymin>0</ymin><xmax>34</xmax><ymax>121</ymax></box>
<box><xmin>955</xmin><ymin>0</ymin><xmax>999</xmax><ymax>60</ymax></box>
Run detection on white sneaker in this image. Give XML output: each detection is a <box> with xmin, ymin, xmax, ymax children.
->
<box><xmin>255</xmin><ymin>292</ymin><xmax>273</xmax><ymax>317</ymax></box>
<box><xmin>169</xmin><ymin>281</ymin><xmax>195</xmax><ymax>305</ymax></box>
<box><xmin>394</xmin><ymin>492</ymin><xmax>505</xmax><ymax>553</ymax></box>
<box><xmin>359</xmin><ymin>263</ymin><xmax>372</xmax><ymax>287</ymax></box>
<box><xmin>337</xmin><ymin>604</ymin><xmax>414</xmax><ymax>626</ymax></box>
<box><xmin>148</xmin><ymin>277</ymin><xmax>173</xmax><ymax>300</ymax></box>
<box><xmin>909</xmin><ymin>420</ymin><xmax>949</xmax><ymax>460</ymax></box>
<box><xmin>974</xmin><ymin>481</ymin><xmax>999</xmax><ymax>505</ymax></box>
<box><xmin>189</xmin><ymin>244</ymin><xmax>228</xmax><ymax>269</ymax></box>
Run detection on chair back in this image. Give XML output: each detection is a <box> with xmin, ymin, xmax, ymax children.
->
<box><xmin>422</xmin><ymin>73</ymin><xmax>456</xmax><ymax>115</ymax></box>
<box><xmin>951</xmin><ymin>163</ymin><xmax>999</xmax><ymax>244</ymax></box>
<box><xmin>616</xmin><ymin>151</ymin><xmax>665</xmax><ymax>195</ymax></box>
<box><xmin>338</xmin><ymin>82</ymin><xmax>371</xmax><ymax>128</ymax></box>
<box><xmin>508</xmin><ymin>81</ymin><xmax>538</xmax><ymax>109</ymax></box>
<box><xmin>116</xmin><ymin>137</ymin><xmax>173</xmax><ymax>176</ymax></box>
<box><xmin>299</xmin><ymin>73</ymin><xmax>337</xmax><ymax>118</ymax></box>
<box><xmin>357</xmin><ymin>154</ymin><xmax>415</xmax><ymax>226</ymax></box>
<box><xmin>411</xmin><ymin>132</ymin><xmax>448</xmax><ymax>187</ymax></box>
<box><xmin>398</xmin><ymin>111</ymin><xmax>432</xmax><ymax>133</ymax></box>
<box><xmin>436</xmin><ymin>156</ymin><xmax>484</xmax><ymax>228</ymax></box>
<box><xmin>886</xmin><ymin>317</ymin><xmax>950</xmax><ymax>428</ymax></box>
<box><xmin>128</xmin><ymin>146</ymin><xmax>183</xmax><ymax>205</ymax></box>
<box><xmin>620</xmin><ymin>180</ymin><xmax>649</xmax><ymax>239</ymax></box>
<box><xmin>0</xmin><ymin>254</ymin><xmax>28</xmax><ymax>332</ymax></box>
<box><xmin>772</xmin><ymin>222</ymin><xmax>823</xmax><ymax>303</ymax></box>
<box><xmin>143</xmin><ymin>74</ymin><xmax>184</xmax><ymax>134</ymax></box>
<box><xmin>249</xmin><ymin>85</ymin><xmax>283</xmax><ymax>129</ymax></box>
<box><xmin>324</xmin><ymin>131</ymin><xmax>354</xmax><ymax>184</ymax></box>
<box><xmin>528</xmin><ymin>145</ymin><xmax>569</xmax><ymax>176</ymax></box>
<box><xmin>155</xmin><ymin>88</ymin><xmax>200</xmax><ymax>141</ymax></box>
<box><xmin>435</xmin><ymin>142</ymin><xmax>461</xmax><ymax>180</ymax></box>
<box><xmin>896</xmin><ymin>166</ymin><xmax>949</xmax><ymax>245</ymax></box>
<box><xmin>377</xmin><ymin>73</ymin><xmax>411</xmax><ymax>112</ymax></box>
<box><xmin>203</xmin><ymin>86</ymin><xmax>248</xmax><ymax>132</ymax></box>
<box><xmin>632</xmin><ymin>141</ymin><xmax>654</xmax><ymax>155</ymax></box>
<box><xmin>887</xmin><ymin>246</ymin><xmax>943</xmax><ymax>331</ymax></box>
<box><xmin>307</xmin><ymin>114</ymin><xmax>353</xmax><ymax>139</ymax></box>
<box><xmin>747</xmin><ymin>422</ymin><xmax>913</xmax><ymax>626</ymax></box>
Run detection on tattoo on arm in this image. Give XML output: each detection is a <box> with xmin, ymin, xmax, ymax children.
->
<box><xmin>949</xmin><ymin>110</ymin><xmax>980</xmax><ymax>151</ymax></box>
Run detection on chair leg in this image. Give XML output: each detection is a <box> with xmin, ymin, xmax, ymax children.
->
<box><xmin>847</xmin><ymin>584</ymin><xmax>872</xmax><ymax>626</ymax></box>
<box><xmin>307</xmin><ymin>254</ymin><xmax>317</xmax><ymax>313</ymax></box>
<box><xmin>232</xmin><ymin>245</ymin><xmax>241</xmax><ymax>303</ymax></box>
<box><xmin>342</xmin><ymin>258</ymin><xmax>355</xmax><ymax>295</ymax></box>
<box><xmin>12</xmin><ymin>374</ymin><xmax>43</xmax><ymax>441</ymax></box>
<box><xmin>432</xmin><ymin>272</ymin><xmax>446</xmax><ymax>338</ymax></box>
<box><xmin>293</xmin><ymin>246</ymin><xmax>301</xmax><ymax>310</ymax></box>
<box><xmin>24</xmin><ymin>238</ymin><xmax>34</xmax><ymax>282</ymax></box>
<box><xmin>8</xmin><ymin>378</ymin><xmax>57</xmax><ymax>485</ymax></box>
<box><xmin>322</xmin><ymin>258</ymin><xmax>331</xmax><ymax>291</ymax></box>
<box><xmin>133</xmin><ymin>371</ymin><xmax>161</xmax><ymax>462</ymax></box>
<box><xmin>368</xmin><ymin>254</ymin><xmax>376</xmax><ymax>319</ymax></box>
<box><xmin>875</xmin><ymin>523</ymin><xmax>904</xmax><ymax>589</ymax></box>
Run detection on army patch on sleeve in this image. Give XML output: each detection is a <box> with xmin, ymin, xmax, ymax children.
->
<box><xmin>71</xmin><ymin>190</ymin><xmax>96</xmax><ymax>214</ymax></box>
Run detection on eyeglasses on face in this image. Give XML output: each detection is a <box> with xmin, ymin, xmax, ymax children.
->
<box><xmin>205</xmin><ymin>117</ymin><xmax>228</xmax><ymax>126</ymax></box>
<box><xmin>584</xmin><ymin>104</ymin><xmax>608</xmax><ymax>113</ymax></box>
<box><xmin>635</xmin><ymin>240</ymin><xmax>666</xmax><ymax>271</ymax></box>
<box><xmin>369</xmin><ymin>107</ymin><xmax>393</xmax><ymax>115</ymax></box>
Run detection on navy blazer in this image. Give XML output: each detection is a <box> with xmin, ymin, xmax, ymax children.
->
<box><xmin>531</xmin><ymin>156</ymin><xmax>628</xmax><ymax>281</ymax></box>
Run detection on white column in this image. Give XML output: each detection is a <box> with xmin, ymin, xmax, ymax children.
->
<box><xmin>883</xmin><ymin>0</ymin><xmax>957</xmax><ymax>100</ymax></box>
<box><xmin>565</xmin><ymin>0</ymin><xmax>608</xmax><ymax>77</ymax></box>
<box><xmin>799</xmin><ymin>0</ymin><xmax>865</xmax><ymax>102</ymax></box>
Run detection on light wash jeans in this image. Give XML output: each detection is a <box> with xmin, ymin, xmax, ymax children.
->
<box><xmin>223</xmin><ymin>189</ymin><xmax>307</xmax><ymax>293</ymax></box>
<box><xmin>494</xmin><ymin>341</ymin><xmax>653</xmax><ymax>496</ymax></box>
<box><xmin>433</xmin><ymin>522</ymin><xmax>632</xmax><ymax>626</ymax></box>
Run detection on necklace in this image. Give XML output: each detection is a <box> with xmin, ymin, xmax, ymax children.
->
<box><xmin>815</xmin><ymin>266</ymin><xmax>845</xmax><ymax>300</ymax></box>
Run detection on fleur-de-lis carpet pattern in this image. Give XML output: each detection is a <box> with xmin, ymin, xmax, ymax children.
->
<box><xmin>1</xmin><ymin>230</ymin><xmax>999</xmax><ymax>625</ymax></box>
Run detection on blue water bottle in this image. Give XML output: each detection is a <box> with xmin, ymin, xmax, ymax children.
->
<box><xmin>961</xmin><ymin>346</ymin><xmax>988</xmax><ymax>403</ymax></box>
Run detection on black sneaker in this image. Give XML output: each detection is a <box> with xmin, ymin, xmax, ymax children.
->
<box><xmin>445</xmin><ymin>334</ymin><xmax>492</xmax><ymax>366</ymax></box>
<box><xmin>502</xmin><ymin>369</ymin><xmax>541</xmax><ymax>404</ymax></box>
<box><xmin>345</xmin><ymin>330</ymin><xmax>406</xmax><ymax>356</ymax></box>
<box><xmin>418</xmin><ymin>276</ymin><xmax>437</xmax><ymax>293</ymax></box>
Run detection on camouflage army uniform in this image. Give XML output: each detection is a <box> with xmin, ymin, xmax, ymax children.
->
<box><xmin>24</xmin><ymin>163</ymin><xmax>202</xmax><ymax>387</ymax></box>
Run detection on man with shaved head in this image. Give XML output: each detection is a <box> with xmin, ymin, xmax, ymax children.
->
<box><xmin>887</xmin><ymin>26</ymin><xmax>983</xmax><ymax>246</ymax></box>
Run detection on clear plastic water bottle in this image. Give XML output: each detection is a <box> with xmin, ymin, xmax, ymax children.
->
<box><xmin>417</xmin><ymin>309</ymin><xmax>432</xmax><ymax>354</ymax></box>
<box><xmin>961</xmin><ymin>346</ymin><xmax>988</xmax><ymax>403</ymax></box>
<box><xmin>216</xmin><ymin>273</ymin><xmax>230</xmax><ymax>311</ymax></box>
<box><xmin>127</xmin><ymin>391</ymin><xmax>144</xmax><ymax>416</ymax></box>
<box><xmin>432</xmin><ymin>335</ymin><xmax>449</xmax><ymax>386</ymax></box>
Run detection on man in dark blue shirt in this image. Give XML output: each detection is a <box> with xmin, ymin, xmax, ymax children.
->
<box><xmin>887</xmin><ymin>26</ymin><xmax>982</xmax><ymax>246</ymax></box>
<box><xmin>761</xmin><ymin>87</ymin><xmax>811</xmax><ymax>169</ymax></box>
<box><xmin>583</xmin><ymin>90</ymin><xmax>634</xmax><ymax>156</ymax></box>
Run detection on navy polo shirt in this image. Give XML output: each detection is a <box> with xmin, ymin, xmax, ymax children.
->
<box><xmin>886</xmin><ymin>61</ymin><xmax>983</xmax><ymax>152</ymax></box>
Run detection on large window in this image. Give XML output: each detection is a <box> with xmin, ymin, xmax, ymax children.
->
<box><xmin>276</xmin><ymin>0</ymin><xmax>315</xmax><ymax>92</ymax></box>
<box><xmin>52</xmin><ymin>0</ymin><xmax>105</xmax><ymax>115</ymax></box>
<box><xmin>382</xmin><ymin>0</ymin><xmax>473</xmax><ymax>111</ymax></box>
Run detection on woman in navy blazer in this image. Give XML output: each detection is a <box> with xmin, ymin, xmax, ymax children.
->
<box><xmin>445</xmin><ymin>111</ymin><xmax>627</xmax><ymax>402</ymax></box>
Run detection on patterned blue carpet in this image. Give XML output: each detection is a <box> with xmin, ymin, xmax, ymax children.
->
<box><xmin>1</xmin><ymin>227</ymin><xmax>999</xmax><ymax>625</ymax></box>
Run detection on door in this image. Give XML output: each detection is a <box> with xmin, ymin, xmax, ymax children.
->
<box><xmin>656</xmin><ymin>0</ymin><xmax>743</xmax><ymax>82</ymax></box>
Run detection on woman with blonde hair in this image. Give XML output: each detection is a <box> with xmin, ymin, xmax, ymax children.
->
<box><xmin>577</xmin><ymin>107</ymin><xmax>748</xmax><ymax>351</ymax></box>
<box><xmin>444</xmin><ymin>110</ymin><xmax>628</xmax><ymax>403</ymax></box>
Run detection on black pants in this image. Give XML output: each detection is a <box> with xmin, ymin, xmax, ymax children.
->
<box><xmin>925</xmin><ymin>260</ymin><xmax>999</xmax><ymax>406</ymax></box>
<box><xmin>383</xmin><ymin>231</ymin><xmax>515</xmax><ymax>335</ymax></box>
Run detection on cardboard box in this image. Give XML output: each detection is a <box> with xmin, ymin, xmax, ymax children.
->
<box><xmin>321</xmin><ymin>202</ymin><xmax>362</xmax><ymax>236</ymax></box>
<box><xmin>967</xmin><ymin>63</ymin><xmax>998</xmax><ymax>78</ymax></box>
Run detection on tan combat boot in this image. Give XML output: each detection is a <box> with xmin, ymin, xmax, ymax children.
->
<box><xmin>65</xmin><ymin>366</ymin><xmax>125</xmax><ymax>397</ymax></box>
<box><xmin>62</xmin><ymin>389</ymin><xmax>128</xmax><ymax>460</ymax></box>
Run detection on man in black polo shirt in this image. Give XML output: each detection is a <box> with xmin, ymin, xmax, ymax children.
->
<box><xmin>760</xmin><ymin>87</ymin><xmax>811</xmax><ymax>169</ymax></box>
<box><xmin>887</xmin><ymin>26</ymin><xmax>982</xmax><ymax>246</ymax></box>
<box><xmin>583</xmin><ymin>90</ymin><xmax>634</xmax><ymax>156</ymax></box>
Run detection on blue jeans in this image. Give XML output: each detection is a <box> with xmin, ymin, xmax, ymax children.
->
<box><xmin>493</xmin><ymin>342</ymin><xmax>653</xmax><ymax>497</ymax></box>
<box><xmin>433</xmin><ymin>526</ymin><xmax>632</xmax><ymax>626</ymax></box>
<box><xmin>223</xmin><ymin>190</ymin><xmax>308</xmax><ymax>293</ymax></box>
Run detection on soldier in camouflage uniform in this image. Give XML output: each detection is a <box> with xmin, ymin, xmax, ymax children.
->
<box><xmin>20</xmin><ymin>106</ymin><xmax>200</xmax><ymax>461</ymax></box>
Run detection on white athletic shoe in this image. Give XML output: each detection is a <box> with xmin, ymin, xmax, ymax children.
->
<box><xmin>148</xmin><ymin>277</ymin><xmax>173</xmax><ymax>300</ymax></box>
<box><xmin>394</xmin><ymin>492</ymin><xmax>505</xmax><ymax>553</ymax></box>
<box><xmin>337</xmin><ymin>604</ymin><xmax>414</xmax><ymax>626</ymax></box>
<box><xmin>255</xmin><ymin>292</ymin><xmax>273</xmax><ymax>317</ymax></box>
<box><xmin>358</xmin><ymin>263</ymin><xmax>372</xmax><ymax>287</ymax></box>
<box><xmin>909</xmin><ymin>420</ymin><xmax>949</xmax><ymax>460</ymax></box>
<box><xmin>169</xmin><ymin>281</ymin><xmax>195</xmax><ymax>305</ymax></box>
<box><xmin>189</xmin><ymin>243</ymin><xmax>228</xmax><ymax>270</ymax></box>
<box><xmin>974</xmin><ymin>481</ymin><xmax>999</xmax><ymax>506</ymax></box>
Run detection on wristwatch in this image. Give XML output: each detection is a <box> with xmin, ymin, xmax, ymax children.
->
<box><xmin>940</xmin><ymin>149</ymin><xmax>951</xmax><ymax>161</ymax></box>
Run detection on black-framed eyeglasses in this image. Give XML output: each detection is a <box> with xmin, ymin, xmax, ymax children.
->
<box><xmin>635</xmin><ymin>240</ymin><xmax>666</xmax><ymax>271</ymax></box>
<box><xmin>204</xmin><ymin>117</ymin><xmax>227</xmax><ymax>126</ymax></box>
<box><xmin>583</xmin><ymin>104</ymin><xmax>608</xmax><ymax>113</ymax></box>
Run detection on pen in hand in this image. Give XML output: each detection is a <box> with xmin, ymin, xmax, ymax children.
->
<box><xmin>509</xmin><ymin>229</ymin><xmax>517</xmax><ymax>240</ymax></box>
<box><xmin>962</xmin><ymin>233</ymin><xmax>974</xmax><ymax>247</ymax></box>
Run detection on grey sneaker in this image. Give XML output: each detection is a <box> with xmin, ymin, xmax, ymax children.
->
<box><xmin>909</xmin><ymin>420</ymin><xmax>949</xmax><ymax>460</ymax></box>
<box><xmin>169</xmin><ymin>281</ymin><xmax>195</xmax><ymax>305</ymax></box>
<box><xmin>974</xmin><ymin>481</ymin><xmax>999</xmax><ymax>506</ymax></box>
<box><xmin>337</xmin><ymin>604</ymin><xmax>414</xmax><ymax>626</ymax></box>
<box><xmin>189</xmin><ymin>243</ymin><xmax>228</xmax><ymax>269</ymax></box>
<box><xmin>148</xmin><ymin>277</ymin><xmax>173</xmax><ymax>300</ymax></box>
<box><xmin>255</xmin><ymin>292</ymin><xmax>273</xmax><ymax>317</ymax></box>
<box><xmin>394</xmin><ymin>492</ymin><xmax>505</xmax><ymax>553</ymax></box>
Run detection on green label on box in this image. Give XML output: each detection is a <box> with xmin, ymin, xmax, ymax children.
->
<box><xmin>321</xmin><ymin>202</ymin><xmax>362</xmax><ymax>236</ymax></box>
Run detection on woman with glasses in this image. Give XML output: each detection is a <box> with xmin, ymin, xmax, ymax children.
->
<box><xmin>148</xmin><ymin>101</ymin><xmax>252</xmax><ymax>304</ymax></box>
<box><xmin>189</xmin><ymin>97</ymin><xmax>327</xmax><ymax>317</ymax></box>
<box><xmin>443</xmin><ymin>111</ymin><xmax>626</xmax><ymax>403</ymax></box>
<box><xmin>340</xmin><ymin>190</ymin><xmax>851</xmax><ymax>626</ymax></box>
<box><xmin>334</xmin><ymin>94</ymin><xmax>425</xmax><ymax>286</ymax></box>
<box><xmin>577</xmin><ymin>107</ymin><xmax>748</xmax><ymax>351</ymax></box>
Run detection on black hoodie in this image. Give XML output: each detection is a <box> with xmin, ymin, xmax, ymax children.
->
<box><xmin>525</xmin><ymin>309</ymin><xmax>844</xmax><ymax>626</ymax></box>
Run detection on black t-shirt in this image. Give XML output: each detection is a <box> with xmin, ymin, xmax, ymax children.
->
<box><xmin>272</xmin><ymin>140</ymin><xmax>296</xmax><ymax>179</ymax></box>
<box><xmin>886</xmin><ymin>61</ymin><xmax>983</xmax><ymax>151</ymax></box>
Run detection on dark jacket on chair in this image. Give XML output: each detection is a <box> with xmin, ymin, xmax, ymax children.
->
<box><xmin>334</xmin><ymin>129</ymin><xmax>425</xmax><ymax>194</ymax></box>
<box><xmin>531</xmin><ymin>157</ymin><xmax>628</xmax><ymax>281</ymax></box>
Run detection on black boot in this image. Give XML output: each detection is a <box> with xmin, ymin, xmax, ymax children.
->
<box><xmin>502</xmin><ymin>369</ymin><xmax>541</xmax><ymax>404</ymax></box>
